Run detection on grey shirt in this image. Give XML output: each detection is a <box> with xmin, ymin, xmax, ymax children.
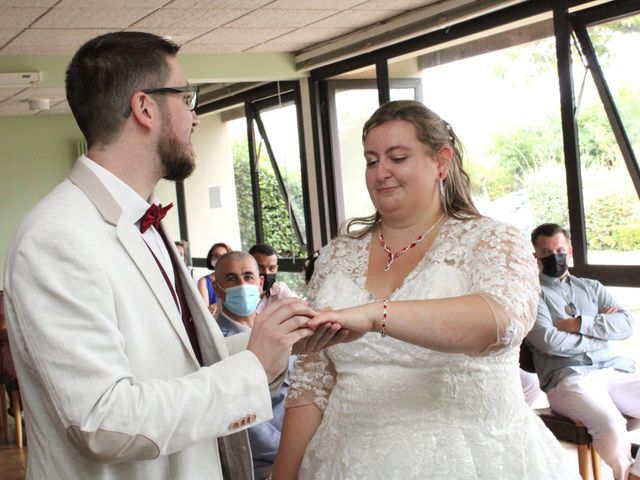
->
<box><xmin>217</xmin><ymin>311</ymin><xmax>293</xmax><ymax>480</ymax></box>
<box><xmin>525</xmin><ymin>272</ymin><xmax>635</xmax><ymax>391</ymax></box>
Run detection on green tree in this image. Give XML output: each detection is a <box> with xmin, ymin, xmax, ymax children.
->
<box><xmin>233</xmin><ymin>141</ymin><xmax>256</xmax><ymax>251</ymax></box>
<box><xmin>232</xmin><ymin>140</ymin><xmax>306</xmax><ymax>258</ymax></box>
<box><xmin>486</xmin><ymin>122</ymin><xmax>563</xmax><ymax>197</ymax></box>
<box><xmin>525</xmin><ymin>163</ymin><xmax>569</xmax><ymax>229</ymax></box>
<box><xmin>487</xmin><ymin>17</ymin><xmax>640</xmax><ymax>251</ymax></box>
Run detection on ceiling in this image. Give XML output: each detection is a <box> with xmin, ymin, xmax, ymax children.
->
<box><xmin>0</xmin><ymin>0</ymin><xmax>515</xmax><ymax>117</ymax></box>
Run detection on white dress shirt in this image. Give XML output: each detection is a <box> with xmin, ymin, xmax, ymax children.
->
<box><xmin>80</xmin><ymin>155</ymin><xmax>175</xmax><ymax>289</ymax></box>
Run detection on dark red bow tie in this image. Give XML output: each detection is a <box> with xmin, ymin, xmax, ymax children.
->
<box><xmin>139</xmin><ymin>203</ymin><xmax>173</xmax><ymax>233</ymax></box>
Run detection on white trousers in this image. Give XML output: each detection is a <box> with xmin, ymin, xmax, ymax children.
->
<box><xmin>633</xmin><ymin>450</ymin><xmax>640</xmax><ymax>476</ymax></box>
<box><xmin>520</xmin><ymin>369</ymin><xmax>542</xmax><ymax>406</ymax></box>
<box><xmin>547</xmin><ymin>369</ymin><xmax>640</xmax><ymax>480</ymax></box>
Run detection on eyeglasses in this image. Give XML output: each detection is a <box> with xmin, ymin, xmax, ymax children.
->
<box><xmin>123</xmin><ymin>85</ymin><xmax>200</xmax><ymax>117</ymax></box>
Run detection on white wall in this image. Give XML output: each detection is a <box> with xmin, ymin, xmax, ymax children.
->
<box><xmin>183</xmin><ymin>111</ymin><xmax>242</xmax><ymax>261</ymax></box>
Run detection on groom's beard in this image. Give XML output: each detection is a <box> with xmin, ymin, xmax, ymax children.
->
<box><xmin>158</xmin><ymin>110</ymin><xmax>196</xmax><ymax>182</ymax></box>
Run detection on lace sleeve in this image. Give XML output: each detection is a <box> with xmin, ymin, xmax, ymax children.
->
<box><xmin>467</xmin><ymin>220</ymin><xmax>540</xmax><ymax>355</ymax></box>
<box><xmin>286</xmin><ymin>242</ymin><xmax>339</xmax><ymax>412</ymax></box>
<box><xmin>286</xmin><ymin>351</ymin><xmax>337</xmax><ymax>412</ymax></box>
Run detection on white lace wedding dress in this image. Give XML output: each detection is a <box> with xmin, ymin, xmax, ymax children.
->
<box><xmin>289</xmin><ymin>217</ymin><xmax>579</xmax><ymax>479</ymax></box>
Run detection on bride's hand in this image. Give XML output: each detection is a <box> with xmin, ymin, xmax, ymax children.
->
<box><xmin>307</xmin><ymin>303</ymin><xmax>377</xmax><ymax>337</ymax></box>
<box><xmin>292</xmin><ymin>321</ymin><xmax>350</xmax><ymax>354</ymax></box>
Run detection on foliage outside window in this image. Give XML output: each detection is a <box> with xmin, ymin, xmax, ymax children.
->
<box><xmin>232</xmin><ymin>127</ymin><xmax>306</xmax><ymax>259</ymax></box>
<box><xmin>576</xmin><ymin>16</ymin><xmax>640</xmax><ymax>263</ymax></box>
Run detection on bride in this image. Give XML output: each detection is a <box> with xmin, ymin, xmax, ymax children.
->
<box><xmin>272</xmin><ymin>100</ymin><xmax>579</xmax><ymax>479</ymax></box>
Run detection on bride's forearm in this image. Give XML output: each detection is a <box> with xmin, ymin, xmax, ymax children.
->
<box><xmin>371</xmin><ymin>295</ymin><xmax>497</xmax><ymax>354</ymax></box>
<box><xmin>272</xmin><ymin>403</ymin><xmax>323</xmax><ymax>480</ymax></box>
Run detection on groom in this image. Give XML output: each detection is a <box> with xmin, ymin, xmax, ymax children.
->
<box><xmin>3</xmin><ymin>31</ymin><xmax>323</xmax><ymax>480</ymax></box>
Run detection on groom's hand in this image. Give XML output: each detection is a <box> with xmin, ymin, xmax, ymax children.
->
<box><xmin>292</xmin><ymin>322</ymin><xmax>350</xmax><ymax>354</ymax></box>
<box><xmin>248</xmin><ymin>298</ymin><xmax>315</xmax><ymax>383</ymax></box>
<box><xmin>291</xmin><ymin>307</ymin><xmax>353</xmax><ymax>354</ymax></box>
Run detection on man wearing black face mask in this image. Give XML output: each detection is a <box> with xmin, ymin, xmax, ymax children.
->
<box><xmin>525</xmin><ymin>223</ymin><xmax>640</xmax><ymax>480</ymax></box>
<box><xmin>249</xmin><ymin>243</ymin><xmax>295</xmax><ymax>313</ymax></box>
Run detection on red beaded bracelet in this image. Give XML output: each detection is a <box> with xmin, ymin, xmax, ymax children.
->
<box><xmin>380</xmin><ymin>299</ymin><xmax>388</xmax><ymax>337</ymax></box>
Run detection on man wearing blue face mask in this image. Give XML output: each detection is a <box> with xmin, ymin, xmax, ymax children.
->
<box><xmin>525</xmin><ymin>223</ymin><xmax>640</xmax><ymax>480</ymax></box>
<box><xmin>214</xmin><ymin>251</ymin><xmax>294</xmax><ymax>480</ymax></box>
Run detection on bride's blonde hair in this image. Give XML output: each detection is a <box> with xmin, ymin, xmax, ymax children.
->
<box><xmin>343</xmin><ymin>100</ymin><xmax>481</xmax><ymax>238</ymax></box>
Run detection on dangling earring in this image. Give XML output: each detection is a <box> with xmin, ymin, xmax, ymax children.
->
<box><xmin>439</xmin><ymin>174</ymin><xmax>445</xmax><ymax>199</ymax></box>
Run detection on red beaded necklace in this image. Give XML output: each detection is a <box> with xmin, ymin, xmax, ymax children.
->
<box><xmin>378</xmin><ymin>214</ymin><xmax>445</xmax><ymax>272</ymax></box>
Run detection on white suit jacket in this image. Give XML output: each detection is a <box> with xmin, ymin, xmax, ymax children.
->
<box><xmin>3</xmin><ymin>158</ymin><xmax>272</xmax><ymax>479</ymax></box>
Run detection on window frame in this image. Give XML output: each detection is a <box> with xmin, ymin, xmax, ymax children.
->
<box><xmin>182</xmin><ymin>81</ymin><xmax>313</xmax><ymax>273</ymax></box>
<box><xmin>309</xmin><ymin>0</ymin><xmax>640</xmax><ymax>286</ymax></box>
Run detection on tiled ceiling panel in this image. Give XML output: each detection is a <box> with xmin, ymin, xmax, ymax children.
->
<box><xmin>32</xmin><ymin>8</ymin><xmax>159</xmax><ymax>29</ymax></box>
<box><xmin>131</xmin><ymin>8</ymin><xmax>251</xmax><ymax>30</ymax></box>
<box><xmin>263</xmin><ymin>0</ymin><xmax>364</xmax><ymax>8</ymax></box>
<box><xmin>57</xmin><ymin>0</ymin><xmax>167</xmax><ymax>6</ymax></box>
<box><xmin>182</xmin><ymin>42</ymin><xmax>259</xmax><ymax>53</ymax></box>
<box><xmin>223</xmin><ymin>9</ymin><xmax>340</xmax><ymax>29</ymax></box>
<box><xmin>311</xmin><ymin>9</ymin><xmax>402</xmax><ymax>29</ymax></box>
<box><xmin>356</xmin><ymin>0</ymin><xmax>439</xmax><ymax>8</ymax></box>
<box><xmin>0</xmin><ymin>7</ymin><xmax>51</xmax><ymax>28</ymax></box>
<box><xmin>168</xmin><ymin>0</ymin><xmax>273</xmax><ymax>8</ymax></box>
<box><xmin>268</xmin><ymin>27</ymin><xmax>353</xmax><ymax>44</ymax></box>
<box><xmin>0</xmin><ymin>1</ymin><xmax>57</xmax><ymax>6</ymax></box>
<box><xmin>0</xmin><ymin>29</ymin><xmax>19</xmax><ymax>45</ymax></box>
<box><xmin>0</xmin><ymin>0</ymin><xmax>515</xmax><ymax>116</ymax></box>
<box><xmin>2</xmin><ymin>28</ymin><xmax>114</xmax><ymax>54</ymax></box>
<box><xmin>190</xmin><ymin>27</ymin><xmax>293</xmax><ymax>45</ymax></box>
<box><xmin>129</xmin><ymin>28</ymin><xmax>212</xmax><ymax>46</ymax></box>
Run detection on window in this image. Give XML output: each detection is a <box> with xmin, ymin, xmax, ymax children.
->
<box><xmin>573</xmin><ymin>13</ymin><xmax>640</xmax><ymax>265</ymax></box>
<box><xmin>316</xmin><ymin>2</ymin><xmax>640</xmax><ymax>288</ymax></box>
<box><xmin>251</xmin><ymin>100</ymin><xmax>307</xmax><ymax>259</ymax></box>
<box><xmin>326</xmin><ymin>64</ymin><xmax>422</xmax><ymax>225</ymax></box>
<box><xmin>183</xmin><ymin>106</ymin><xmax>246</xmax><ymax>276</ymax></box>
<box><xmin>387</xmin><ymin>17</ymin><xmax>566</xmax><ymax>238</ymax></box>
<box><xmin>186</xmin><ymin>83</ymin><xmax>311</xmax><ymax>276</ymax></box>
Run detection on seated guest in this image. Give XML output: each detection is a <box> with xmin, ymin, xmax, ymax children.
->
<box><xmin>273</xmin><ymin>100</ymin><xmax>576</xmax><ymax>479</ymax></box>
<box><xmin>249</xmin><ymin>243</ymin><xmax>295</xmax><ymax>313</ymax></box>
<box><xmin>197</xmin><ymin>242</ymin><xmax>232</xmax><ymax>316</ymax></box>
<box><xmin>174</xmin><ymin>240</ymin><xmax>194</xmax><ymax>278</ymax></box>
<box><xmin>525</xmin><ymin>223</ymin><xmax>640</xmax><ymax>480</ymax></box>
<box><xmin>214</xmin><ymin>251</ymin><xmax>293</xmax><ymax>480</ymax></box>
<box><xmin>520</xmin><ymin>369</ymin><xmax>542</xmax><ymax>407</ymax></box>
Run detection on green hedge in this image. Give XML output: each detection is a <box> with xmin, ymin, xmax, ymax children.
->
<box><xmin>524</xmin><ymin>164</ymin><xmax>640</xmax><ymax>252</ymax></box>
<box><xmin>584</xmin><ymin>191</ymin><xmax>639</xmax><ymax>250</ymax></box>
<box><xmin>610</xmin><ymin>224</ymin><xmax>640</xmax><ymax>251</ymax></box>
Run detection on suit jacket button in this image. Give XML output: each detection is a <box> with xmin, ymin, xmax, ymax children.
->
<box><xmin>229</xmin><ymin>421</ymin><xmax>240</xmax><ymax>430</ymax></box>
<box><xmin>249</xmin><ymin>414</ymin><xmax>256</xmax><ymax>423</ymax></box>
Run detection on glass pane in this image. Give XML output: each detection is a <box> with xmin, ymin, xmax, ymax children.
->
<box><xmin>229</xmin><ymin>115</ymin><xmax>256</xmax><ymax>252</ymax></box>
<box><xmin>390</xmin><ymin>22</ymin><xmax>566</xmax><ymax>238</ymax></box>
<box><xmin>277</xmin><ymin>271</ymin><xmax>307</xmax><ymax>298</ymax></box>
<box><xmin>329</xmin><ymin>65</ymin><xmax>422</xmax><ymax>225</ymax></box>
<box><xmin>390</xmin><ymin>88</ymin><xmax>416</xmax><ymax>101</ymax></box>
<box><xmin>575</xmin><ymin>16</ymin><xmax>640</xmax><ymax>265</ymax></box>
<box><xmin>186</xmin><ymin>108</ymin><xmax>246</xmax><ymax>263</ymax></box>
<box><xmin>606</xmin><ymin>286</ymin><xmax>640</xmax><ymax>363</ymax></box>
<box><xmin>258</xmin><ymin>103</ymin><xmax>307</xmax><ymax>260</ymax></box>
<box><xmin>587</xmin><ymin>14</ymin><xmax>640</xmax><ymax>155</ymax></box>
<box><xmin>332</xmin><ymin>86</ymin><xmax>378</xmax><ymax>222</ymax></box>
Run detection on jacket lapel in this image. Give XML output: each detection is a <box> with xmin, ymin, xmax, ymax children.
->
<box><xmin>161</xmin><ymin>225</ymin><xmax>229</xmax><ymax>364</ymax></box>
<box><xmin>67</xmin><ymin>159</ymin><xmax>199</xmax><ymax>367</ymax></box>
